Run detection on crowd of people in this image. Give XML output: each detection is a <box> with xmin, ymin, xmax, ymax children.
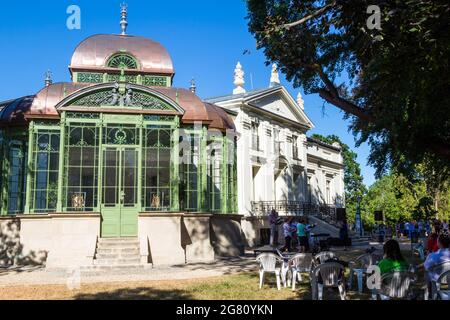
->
<box><xmin>268</xmin><ymin>210</ymin><xmax>450</xmax><ymax>297</ymax></box>
<box><xmin>268</xmin><ymin>209</ymin><xmax>349</xmax><ymax>253</ymax></box>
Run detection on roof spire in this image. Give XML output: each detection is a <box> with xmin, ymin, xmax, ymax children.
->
<box><xmin>45</xmin><ymin>70</ymin><xmax>53</xmax><ymax>87</ymax></box>
<box><xmin>269</xmin><ymin>63</ymin><xmax>281</xmax><ymax>87</ymax></box>
<box><xmin>120</xmin><ymin>3</ymin><xmax>128</xmax><ymax>35</ymax></box>
<box><xmin>189</xmin><ymin>78</ymin><xmax>197</xmax><ymax>93</ymax></box>
<box><xmin>233</xmin><ymin>62</ymin><xmax>246</xmax><ymax>95</ymax></box>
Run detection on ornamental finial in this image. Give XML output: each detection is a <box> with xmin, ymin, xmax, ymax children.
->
<box><xmin>297</xmin><ymin>92</ymin><xmax>305</xmax><ymax>110</ymax></box>
<box><xmin>120</xmin><ymin>3</ymin><xmax>128</xmax><ymax>35</ymax></box>
<box><xmin>189</xmin><ymin>79</ymin><xmax>197</xmax><ymax>93</ymax></box>
<box><xmin>45</xmin><ymin>70</ymin><xmax>53</xmax><ymax>87</ymax></box>
<box><xmin>269</xmin><ymin>63</ymin><xmax>280</xmax><ymax>87</ymax></box>
<box><xmin>233</xmin><ymin>62</ymin><xmax>246</xmax><ymax>95</ymax></box>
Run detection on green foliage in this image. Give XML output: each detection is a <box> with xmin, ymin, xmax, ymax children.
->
<box><xmin>361</xmin><ymin>174</ymin><xmax>420</xmax><ymax>227</ymax></box>
<box><xmin>246</xmin><ymin>0</ymin><xmax>450</xmax><ymax>177</ymax></box>
<box><xmin>310</xmin><ymin>134</ymin><xmax>366</xmax><ymax>223</ymax></box>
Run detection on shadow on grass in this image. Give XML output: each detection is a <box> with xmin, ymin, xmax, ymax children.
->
<box><xmin>74</xmin><ymin>287</ymin><xmax>194</xmax><ymax>300</ymax></box>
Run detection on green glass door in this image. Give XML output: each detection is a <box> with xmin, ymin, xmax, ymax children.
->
<box><xmin>101</xmin><ymin>146</ymin><xmax>139</xmax><ymax>237</ymax></box>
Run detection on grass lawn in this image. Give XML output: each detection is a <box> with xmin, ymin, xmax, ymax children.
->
<box><xmin>0</xmin><ymin>249</ymin><xmax>425</xmax><ymax>300</ymax></box>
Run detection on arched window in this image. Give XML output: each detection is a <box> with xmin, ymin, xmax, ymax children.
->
<box><xmin>107</xmin><ymin>54</ymin><xmax>138</xmax><ymax>70</ymax></box>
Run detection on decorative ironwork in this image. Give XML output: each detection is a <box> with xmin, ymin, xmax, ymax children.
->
<box><xmin>114</xmin><ymin>129</ymin><xmax>128</xmax><ymax>145</ymax></box>
<box><xmin>107</xmin><ymin>54</ymin><xmax>138</xmax><ymax>69</ymax></box>
<box><xmin>142</xmin><ymin>76</ymin><xmax>167</xmax><ymax>87</ymax></box>
<box><xmin>143</xmin><ymin>115</ymin><xmax>176</xmax><ymax>122</ymax></box>
<box><xmin>66</xmin><ymin>112</ymin><xmax>100</xmax><ymax>119</ymax></box>
<box><xmin>75</xmin><ymin>139</ymin><xmax>90</xmax><ymax>147</ymax></box>
<box><xmin>34</xmin><ymin>120</ymin><xmax>60</xmax><ymax>127</ymax></box>
<box><xmin>77</xmin><ymin>72</ymin><xmax>103</xmax><ymax>84</ymax></box>
<box><xmin>107</xmin><ymin>74</ymin><xmax>137</xmax><ymax>83</ymax></box>
<box><xmin>69</xmin><ymin>85</ymin><xmax>175</xmax><ymax>110</ymax></box>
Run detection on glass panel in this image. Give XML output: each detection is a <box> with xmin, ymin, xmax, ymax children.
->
<box><xmin>31</xmin><ymin>130</ymin><xmax>60</xmax><ymax>213</ymax></box>
<box><xmin>102</xmin><ymin>149</ymin><xmax>118</xmax><ymax>206</ymax></box>
<box><xmin>7</xmin><ymin>141</ymin><xmax>27</xmax><ymax>214</ymax></box>
<box><xmin>65</xmin><ymin>124</ymin><xmax>99</xmax><ymax>211</ymax></box>
<box><xmin>142</xmin><ymin>127</ymin><xmax>173</xmax><ymax>211</ymax></box>
<box><xmin>122</xmin><ymin>149</ymin><xmax>137</xmax><ymax>206</ymax></box>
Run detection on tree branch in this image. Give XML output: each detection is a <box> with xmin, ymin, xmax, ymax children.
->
<box><xmin>318</xmin><ymin>89</ymin><xmax>375</xmax><ymax>123</ymax></box>
<box><xmin>277</xmin><ymin>1</ymin><xmax>337</xmax><ymax>31</ymax></box>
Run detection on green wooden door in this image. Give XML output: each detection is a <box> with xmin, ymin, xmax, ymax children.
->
<box><xmin>101</xmin><ymin>146</ymin><xmax>139</xmax><ymax>237</ymax></box>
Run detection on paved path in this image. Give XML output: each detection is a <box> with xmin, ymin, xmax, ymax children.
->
<box><xmin>0</xmin><ymin>256</ymin><xmax>257</xmax><ymax>287</ymax></box>
<box><xmin>0</xmin><ymin>242</ymin><xmax>414</xmax><ymax>288</ymax></box>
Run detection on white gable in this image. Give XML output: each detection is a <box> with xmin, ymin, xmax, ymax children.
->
<box><xmin>246</xmin><ymin>88</ymin><xmax>314</xmax><ymax>129</ymax></box>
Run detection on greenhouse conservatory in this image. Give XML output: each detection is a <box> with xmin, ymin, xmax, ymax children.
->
<box><xmin>0</xmin><ymin>7</ymin><xmax>242</xmax><ymax>268</ymax></box>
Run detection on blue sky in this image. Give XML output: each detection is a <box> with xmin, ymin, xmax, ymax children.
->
<box><xmin>0</xmin><ymin>0</ymin><xmax>376</xmax><ymax>186</ymax></box>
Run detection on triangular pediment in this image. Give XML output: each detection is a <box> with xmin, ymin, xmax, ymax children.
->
<box><xmin>245</xmin><ymin>87</ymin><xmax>314</xmax><ymax>129</ymax></box>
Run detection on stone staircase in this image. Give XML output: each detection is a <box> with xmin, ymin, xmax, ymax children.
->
<box><xmin>93</xmin><ymin>238</ymin><xmax>143</xmax><ymax>268</ymax></box>
<box><xmin>308</xmin><ymin>216</ymin><xmax>370</xmax><ymax>247</ymax></box>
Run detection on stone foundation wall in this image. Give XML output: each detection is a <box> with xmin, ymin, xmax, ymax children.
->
<box><xmin>1</xmin><ymin>213</ymin><xmax>246</xmax><ymax>268</ymax></box>
<box><xmin>0</xmin><ymin>214</ymin><xmax>100</xmax><ymax>268</ymax></box>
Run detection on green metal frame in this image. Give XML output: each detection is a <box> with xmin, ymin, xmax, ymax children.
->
<box><xmin>2</xmin><ymin>96</ymin><xmax>236</xmax><ymax>219</ymax></box>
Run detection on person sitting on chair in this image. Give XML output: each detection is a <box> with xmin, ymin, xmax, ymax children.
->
<box><xmin>378</xmin><ymin>239</ymin><xmax>408</xmax><ymax>275</ymax></box>
<box><xmin>422</xmin><ymin>233</ymin><xmax>450</xmax><ymax>297</ymax></box>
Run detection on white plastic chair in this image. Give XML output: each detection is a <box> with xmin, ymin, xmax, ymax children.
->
<box><xmin>313</xmin><ymin>251</ymin><xmax>336</xmax><ymax>267</ymax></box>
<box><xmin>348</xmin><ymin>253</ymin><xmax>373</xmax><ymax>293</ymax></box>
<box><xmin>256</xmin><ymin>253</ymin><xmax>283</xmax><ymax>290</ymax></box>
<box><xmin>436</xmin><ymin>270</ymin><xmax>450</xmax><ymax>300</ymax></box>
<box><xmin>373</xmin><ymin>271</ymin><xmax>413</xmax><ymax>300</ymax></box>
<box><xmin>425</xmin><ymin>261</ymin><xmax>450</xmax><ymax>300</ymax></box>
<box><xmin>288</xmin><ymin>253</ymin><xmax>313</xmax><ymax>291</ymax></box>
<box><xmin>311</xmin><ymin>262</ymin><xmax>346</xmax><ymax>300</ymax></box>
<box><xmin>275</xmin><ymin>248</ymin><xmax>292</xmax><ymax>288</ymax></box>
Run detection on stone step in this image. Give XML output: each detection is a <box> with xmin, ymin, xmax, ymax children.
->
<box><xmin>83</xmin><ymin>265</ymin><xmax>146</xmax><ymax>273</ymax></box>
<box><xmin>93</xmin><ymin>258</ymin><xmax>141</xmax><ymax>266</ymax></box>
<box><xmin>96</xmin><ymin>242</ymin><xmax>140</xmax><ymax>249</ymax></box>
<box><xmin>96</xmin><ymin>248</ymin><xmax>140</xmax><ymax>255</ymax></box>
<box><xmin>98</xmin><ymin>238</ymin><xmax>139</xmax><ymax>244</ymax></box>
<box><xmin>95</xmin><ymin>253</ymin><xmax>141</xmax><ymax>260</ymax></box>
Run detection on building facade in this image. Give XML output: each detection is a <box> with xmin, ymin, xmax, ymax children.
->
<box><xmin>0</xmin><ymin>8</ymin><xmax>344</xmax><ymax>267</ymax></box>
<box><xmin>206</xmin><ymin>64</ymin><xmax>345</xmax><ymax>246</ymax></box>
<box><xmin>0</xmin><ymin>9</ymin><xmax>243</xmax><ymax>268</ymax></box>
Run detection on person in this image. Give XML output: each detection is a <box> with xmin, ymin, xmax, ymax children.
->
<box><xmin>425</xmin><ymin>221</ymin><xmax>432</xmax><ymax>237</ymax></box>
<box><xmin>427</xmin><ymin>224</ymin><xmax>441</xmax><ymax>254</ymax></box>
<box><xmin>422</xmin><ymin>233</ymin><xmax>450</xmax><ymax>297</ymax></box>
<box><xmin>339</xmin><ymin>220</ymin><xmax>349</xmax><ymax>250</ymax></box>
<box><xmin>297</xmin><ymin>217</ymin><xmax>308</xmax><ymax>253</ymax></box>
<box><xmin>268</xmin><ymin>209</ymin><xmax>279</xmax><ymax>247</ymax></box>
<box><xmin>281</xmin><ymin>217</ymin><xmax>296</xmax><ymax>252</ymax></box>
<box><xmin>443</xmin><ymin>220</ymin><xmax>449</xmax><ymax>233</ymax></box>
<box><xmin>378</xmin><ymin>239</ymin><xmax>408</xmax><ymax>275</ymax></box>
<box><xmin>290</xmin><ymin>218</ymin><xmax>299</xmax><ymax>250</ymax></box>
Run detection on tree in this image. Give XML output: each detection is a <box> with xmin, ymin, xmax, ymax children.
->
<box><xmin>361</xmin><ymin>174</ymin><xmax>426</xmax><ymax>227</ymax></box>
<box><xmin>310</xmin><ymin>134</ymin><xmax>366</xmax><ymax>223</ymax></box>
<box><xmin>246</xmin><ymin>0</ymin><xmax>450</xmax><ymax>177</ymax></box>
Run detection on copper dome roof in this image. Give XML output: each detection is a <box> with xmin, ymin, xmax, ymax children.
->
<box><xmin>69</xmin><ymin>34</ymin><xmax>174</xmax><ymax>75</ymax></box>
<box><xmin>0</xmin><ymin>83</ymin><xmax>235</xmax><ymax>132</ymax></box>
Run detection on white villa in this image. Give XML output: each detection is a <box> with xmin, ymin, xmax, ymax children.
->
<box><xmin>206</xmin><ymin>63</ymin><xmax>345</xmax><ymax>246</ymax></box>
